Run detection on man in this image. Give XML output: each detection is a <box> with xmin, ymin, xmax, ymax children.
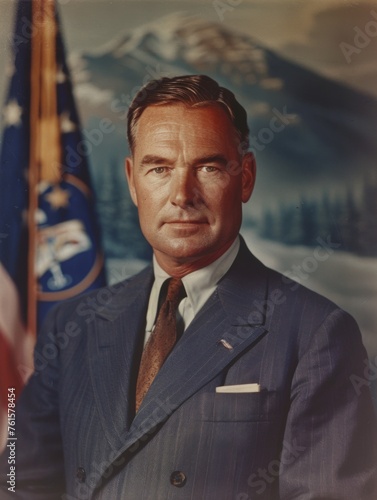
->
<box><xmin>1</xmin><ymin>74</ymin><xmax>376</xmax><ymax>499</ymax></box>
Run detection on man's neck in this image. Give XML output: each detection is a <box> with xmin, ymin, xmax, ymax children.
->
<box><xmin>154</xmin><ymin>238</ymin><xmax>238</xmax><ymax>278</ymax></box>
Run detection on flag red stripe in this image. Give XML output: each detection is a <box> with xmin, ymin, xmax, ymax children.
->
<box><xmin>0</xmin><ymin>331</ymin><xmax>24</xmax><ymax>409</ymax></box>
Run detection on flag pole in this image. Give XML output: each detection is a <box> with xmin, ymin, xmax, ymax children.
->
<box><xmin>27</xmin><ymin>0</ymin><xmax>61</xmax><ymax>337</ymax></box>
<box><xmin>27</xmin><ymin>0</ymin><xmax>42</xmax><ymax>337</ymax></box>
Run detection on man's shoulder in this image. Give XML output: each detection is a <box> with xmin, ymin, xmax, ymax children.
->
<box><xmin>232</xmin><ymin>241</ymin><xmax>362</xmax><ymax>353</ymax></box>
<box><xmin>44</xmin><ymin>263</ymin><xmax>153</xmax><ymax>325</ymax></box>
<box><xmin>234</xmin><ymin>238</ymin><xmax>343</xmax><ymax>317</ymax></box>
<box><xmin>266</xmin><ymin>261</ymin><xmax>338</xmax><ymax>308</ymax></box>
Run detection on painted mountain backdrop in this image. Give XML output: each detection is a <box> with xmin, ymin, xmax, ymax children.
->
<box><xmin>68</xmin><ymin>13</ymin><xmax>377</xmax><ymax>259</ymax></box>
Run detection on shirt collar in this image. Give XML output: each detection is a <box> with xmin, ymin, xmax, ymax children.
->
<box><xmin>152</xmin><ymin>236</ymin><xmax>240</xmax><ymax>316</ymax></box>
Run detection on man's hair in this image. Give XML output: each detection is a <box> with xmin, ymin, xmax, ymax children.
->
<box><xmin>127</xmin><ymin>74</ymin><xmax>249</xmax><ymax>154</ymax></box>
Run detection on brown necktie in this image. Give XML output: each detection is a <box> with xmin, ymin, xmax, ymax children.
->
<box><xmin>135</xmin><ymin>277</ymin><xmax>185</xmax><ymax>412</ymax></box>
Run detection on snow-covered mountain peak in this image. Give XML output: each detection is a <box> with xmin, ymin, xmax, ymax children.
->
<box><xmin>89</xmin><ymin>12</ymin><xmax>274</xmax><ymax>84</ymax></box>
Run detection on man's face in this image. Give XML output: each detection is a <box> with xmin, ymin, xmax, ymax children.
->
<box><xmin>126</xmin><ymin>104</ymin><xmax>255</xmax><ymax>274</ymax></box>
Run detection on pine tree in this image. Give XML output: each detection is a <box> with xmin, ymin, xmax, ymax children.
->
<box><xmin>300</xmin><ymin>197</ymin><xmax>318</xmax><ymax>247</ymax></box>
<box><xmin>260</xmin><ymin>208</ymin><xmax>277</xmax><ymax>241</ymax></box>
<box><xmin>342</xmin><ymin>189</ymin><xmax>362</xmax><ymax>254</ymax></box>
<box><xmin>361</xmin><ymin>173</ymin><xmax>377</xmax><ymax>256</ymax></box>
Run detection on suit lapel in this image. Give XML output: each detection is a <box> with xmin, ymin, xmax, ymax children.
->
<box><xmin>88</xmin><ymin>266</ymin><xmax>153</xmax><ymax>450</ymax></box>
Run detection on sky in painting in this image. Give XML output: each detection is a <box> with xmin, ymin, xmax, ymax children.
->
<box><xmin>0</xmin><ymin>0</ymin><xmax>376</xmax><ymax>107</ymax></box>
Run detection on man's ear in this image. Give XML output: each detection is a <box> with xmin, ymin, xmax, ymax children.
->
<box><xmin>125</xmin><ymin>157</ymin><xmax>138</xmax><ymax>207</ymax></box>
<box><xmin>241</xmin><ymin>152</ymin><xmax>256</xmax><ymax>203</ymax></box>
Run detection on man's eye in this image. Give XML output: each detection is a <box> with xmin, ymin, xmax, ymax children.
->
<box><xmin>198</xmin><ymin>166</ymin><xmax>218</xmax><ymax>173</ymax></box>
<box><xmin>152</xmin><ymin>167</ymin><xmax>168</xmax><ymax>174</ymax></box>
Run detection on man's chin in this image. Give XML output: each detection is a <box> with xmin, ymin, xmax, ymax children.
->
<box><xmin>154</xmin><ymin>238</ymin><xmax>215</xmax><ymax>264</ymax></box>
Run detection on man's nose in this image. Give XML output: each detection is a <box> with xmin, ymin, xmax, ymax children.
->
<box><xmin>169</xmin><ymin>169</ymin><xmax>201</xmax><ymax>208</ymax></box>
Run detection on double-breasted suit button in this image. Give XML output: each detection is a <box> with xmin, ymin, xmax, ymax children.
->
<box><xmin>170</xmin><ymin>470</ymin><xmax>187</xmax><ymax>487</ymax></box>
<box><xmin>76</xmin><ymin>467</ymin><xmax>86</xmax><ymax>483</ymax></box>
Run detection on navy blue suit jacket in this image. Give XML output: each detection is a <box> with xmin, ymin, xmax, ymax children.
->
<box><xmin>1</xmin><ymin>238</ymin><xmax>376</xmax><ymax>499</ymax></box>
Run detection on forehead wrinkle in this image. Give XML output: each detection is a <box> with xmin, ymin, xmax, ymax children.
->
<box><xmin>141</xmin><ymin>111</ymin><xmax>220</xmax><ymax>143</ymax></box>
<box><xmin>133</xmin><ymin>105</ymin><xmax>241</xmax><ymax>163</ymax></box>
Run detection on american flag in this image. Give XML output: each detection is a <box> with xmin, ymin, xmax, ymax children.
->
<box><xmin>0</xmin><ymin>0</ymin><xmax>106</xmax><ymax>449</ymax></box>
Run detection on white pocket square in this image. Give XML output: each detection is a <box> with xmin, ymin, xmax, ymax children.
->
<box><xmin>215</xmin><ymin>383</ymin><xmax>260</xmax><ymax>394</ymax></box>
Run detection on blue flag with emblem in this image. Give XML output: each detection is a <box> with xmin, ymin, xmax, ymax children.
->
<box><xmin>0</xmin><ymin>0</ymin><xmax>106</xmax><ymax>337</ymax></box>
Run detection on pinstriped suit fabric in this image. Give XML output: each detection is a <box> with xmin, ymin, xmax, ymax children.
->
<box><xmin>0</xmin><ymin>238</ymin><xmax>376</xmax><ymax>499</ymax></box>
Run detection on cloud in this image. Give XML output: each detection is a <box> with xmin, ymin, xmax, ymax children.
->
<box><xmin>74</xmin><ymin>83</ymin><xmax>114</xmax><ymax>106</ymax></box>
<box><xmin>280</xmin><ymin>2</ymin><xmax>377</xmax><ymax>96</ymax></box>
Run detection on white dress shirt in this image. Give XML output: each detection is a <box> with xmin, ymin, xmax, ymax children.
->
<box><xmin>144</xmin><ymin>236</ymin><xmax>240</xmax><ymax>345</ymax></box>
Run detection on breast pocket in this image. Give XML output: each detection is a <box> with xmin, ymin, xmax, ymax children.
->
<box><xmin>195</xmin><ymin>390</ymin><xmax>284</xmax><ymax>422</ymax></box>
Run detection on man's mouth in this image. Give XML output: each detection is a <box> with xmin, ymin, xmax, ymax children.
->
<box><xmin>166</xmin><ymin>220</ymin><xmax>207</xmax><ymax>224</ymax></box>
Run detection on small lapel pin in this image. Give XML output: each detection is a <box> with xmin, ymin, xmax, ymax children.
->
<box><xmin>219</xmin><ymin>339</ymin><xmax>233</xmax><ymax>350</ymax></box>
